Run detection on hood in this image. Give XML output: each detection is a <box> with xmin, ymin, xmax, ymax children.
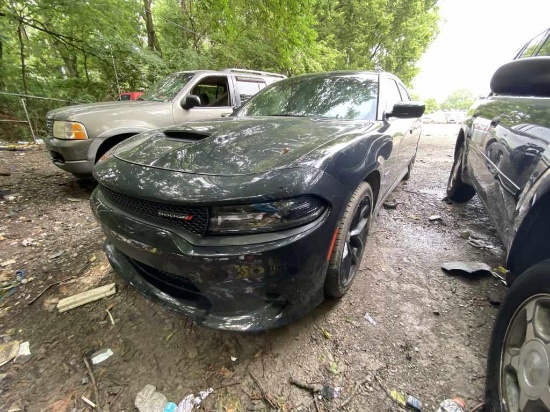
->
<box><xmin>47</xmin><ymin>101</ymin><xmax>166</xmax><ymax>121</ymax></box>
<box><xmin>113</xmin><ymin>116</ymin><xmax>375</xmax><ymax>175</ymax></box>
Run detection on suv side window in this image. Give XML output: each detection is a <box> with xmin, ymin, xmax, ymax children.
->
<box><xmin>397</xmin><ymin>84</ymin><xmax>411</xmax><ymax>101</ymax></box>
<box><xmin>192</xmin><ymin>76</ymin><xmax>231</xmax><ymax>107</ymax></box>
<box><xmin>236</xmin><ymin>77</ymin><xmax>266</xmax><ymax>104</ymax></box>
<box><xmin>517</xmin><ymin>30</ymin><xmax>548</xmax><ymax>58</ymax></box>
<box><xmin>385</xmin><ymin>79</ymin><xmax>403</xmax><ymax>113</ymax></box>
<box><xmin>536</xmin><ymin>32</ymin><xmax>550</xmax><ymax>56</ymax></box>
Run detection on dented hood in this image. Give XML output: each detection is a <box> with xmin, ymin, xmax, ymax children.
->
<box><xmin>113</xmin><ymin>116</ymin><xmax>374</xmax><ymax>175</ymax></box>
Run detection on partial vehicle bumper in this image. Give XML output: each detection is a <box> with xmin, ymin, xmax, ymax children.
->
<box><xmin>44</xmin><ymin>138</ymin><xmax>95</xmax><ymax>175</ymax></box>
<box><xmin>91</xmin><ymin>188</ymin><xmax>336</xmax><ymax>331</ymax></box>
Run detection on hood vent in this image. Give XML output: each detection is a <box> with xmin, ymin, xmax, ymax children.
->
<box><xmin>164</xmin><ymin>130</ymin><xmax>211</xmax><ymax>141</ymax></box>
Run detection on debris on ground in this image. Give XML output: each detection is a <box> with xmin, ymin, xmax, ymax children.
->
<box><xmin>289</xmin><ymin>378</ymin><xmax>323</xmax><ymax>394</ymax></box>
<box><xmin>91</xmin><ymin>348</ymin><xmax>114</xmax><ymax>365</ymax></box>
<box><xmin>15</xmin><ymin>341</ymin><xmax>31</xmax><ymax>364</ymax></box>
<box><xmin>389</xmin><ymin>389</ymin><xmax>423</xmax><ymax>411</ymax></box>
<box><xmin>0</xmin><ymin>340</ymin><xmax>20</xmax><ymax>366</ymax></box>
<box><xmin>57</xmin><ymin>283</ymin><xmax>116</xmax><ymax>312</ymax></box>
<box><xmin>135</xmin><ymin>384</ymin><xmax>213</xmax><ymax>412</ymax></box>
<box><xmin>48</xmin><ymin>250</ymin><xmax>65</xmax><ymax>260</ymax></box>
<box><xmin>441</xmin><ymin>261</ymin><xmax>494</xmax><ymax>278</ymax></box>
<box><xmin>364</xmin><ymin>312</ymin><xmax>377</xmax><ymax>326</ymax></box>
<box><xmin>467</xmin><ymin>238</ymin><xmax>494</xmax><ymax>249</ymax></box>
<box><xmin>436</xmin><ymin>397</ymin><xmax>466</xmax><ymax>411</ymax></box>
<box><xmin>383</xmin><ymin>200</ymin><xmax>398</xmax><ymax>209</ymax></box>
<box><xmin>319</xmin><ymin>385</ymin><xmax>340</xmax><ymax>400</ymax></box>
<box><xmin>457</xmin><ymin>229</ymin><xmax>471</xmax><ymax>239</ymax></box>
<box><xmin>429</xmin><ymin>215</ymin><xmax>442</xmax><ymax>222</ymax></box>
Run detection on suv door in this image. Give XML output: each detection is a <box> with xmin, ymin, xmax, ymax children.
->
<box><xmin>172</xmin><ymin>74</ymin><xmax>234</xmax><ymax>123</ymax></box>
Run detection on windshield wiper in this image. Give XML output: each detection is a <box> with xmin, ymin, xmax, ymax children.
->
<box><xmin>267</xmin><ymin>113</ymin><xmax>309</xmax><ymax>117</ymax></box>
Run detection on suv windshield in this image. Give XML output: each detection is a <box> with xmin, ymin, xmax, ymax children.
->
<box><xmin>238</xmin><ymin>74</ymin><xmax>378</xmax><ymax>120</ymax></box>
<box><xmin>140</xmin><ymin>72</ymin><xmax>195</xmax><ymax>102</ymax></box>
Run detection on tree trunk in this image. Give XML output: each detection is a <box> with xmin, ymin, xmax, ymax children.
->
<box><xmin>143</xmin><ymin>0</ymin><xmax>162</xmax><ymax>55</ymax></box>
<box><xmin>17</xmin><ymin>23</ymin><xmax>28</xmax><ymax>94</ymax></box>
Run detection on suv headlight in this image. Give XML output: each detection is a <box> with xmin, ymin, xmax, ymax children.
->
<box><xmin>52</xmin><ymin>121</ymin><xmax>88</xmax><ymax>140</ymax></box>
<box><xmin>208</xmin><ymin>196</ymin><xmax>326</xmax><ymax>234</ymax></box>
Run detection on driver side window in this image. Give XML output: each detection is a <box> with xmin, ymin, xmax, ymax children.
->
<box><xmin>191</xmin><ymin>76</ymin><xmax>232</xmax><ymax>107</ymax></box>
<box><xmin>385</xmin><ymin>79</ymin><xmax>403</xmax><ymax>113</ymax></box>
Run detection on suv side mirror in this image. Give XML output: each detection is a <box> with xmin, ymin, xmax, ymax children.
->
<box><xmin>387</xmin><ymin>101</ymin><xmax>425</xmax><ymax>119</ymax></box>
<box><xmin>181</xmin><ymin>94</ymin><xmax>201</xmax><ymax>110</ymax></box>
<box><xmin>491</xmin><ymin>57</ymin><xmax>550</xmax><ymax>97</ymax></box>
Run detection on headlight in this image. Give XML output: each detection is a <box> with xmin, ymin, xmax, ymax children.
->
<box><xmin>52</xmin><ymin>121</ymin><xmax>88</xmax><ymax>140</ymax></box>
<box><xmin>208</xmin><ymin>196</ymin><xmax>326</xmax><ymax>234</ymax></box>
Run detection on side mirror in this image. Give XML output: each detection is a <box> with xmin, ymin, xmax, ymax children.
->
<box><xmin>387</xmin><ymin>101</ymin><xmax>425</xmax><ymax>119</ymax></box>
<box><xmin>181</xmin><ymin>94</ymin><xmax>201</xmax><ymax>110</ymax></box>
<box><xmin>491</xmin><ymin>57</ymin><xmax>550</xmax><ymax>97</ymax></box>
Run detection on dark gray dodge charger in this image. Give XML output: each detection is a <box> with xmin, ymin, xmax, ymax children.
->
<box><xmin>91</xmin><ymin>71</ymin><xmax>425</xmax><ymax>331</ymax></box>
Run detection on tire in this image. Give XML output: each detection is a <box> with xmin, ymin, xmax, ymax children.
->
<box><xmin>447</xmin><ymin>143</ymin><xmax>475</xmax><ymax>202</ymax></box>
<box><xmin>325</xmin><ymin>182</ymin><xmax>373</xmax><ymax>298</ymax></box>
<box><xmin>485</xmin><ymin>260</ymin><xmax>550</xmax><ymax>412</ymax></box>
<box><xmin>403</xmin><ymin>153</ymin><xmax>416</xmax><ymax>181</ymax></box>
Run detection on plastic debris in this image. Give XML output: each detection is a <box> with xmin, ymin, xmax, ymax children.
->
<box><xmin>437</xmin><ymin>397</ymin><xmax>466</xmax><ymax>412</ymax></box>
<box><xmin>428</xmin><ymin>215</ymin><xmax>442</xmax><ymax>221</ymax></box>
<box><xmin>91</xmin><ymin>348</ymin><xmax>114</xmax><ymax>365</ymax></box>
<box><xmin>15</xmin><ymin>341</ymin><xmax>31</xmax><ymax>363</ymax></box>
<box><xmin>364</xmin><ymin>312</ymin><xmax>377</xmax><ymax>326</ymax></box>
<box><xmin>0</xmin><ymin>340</ymin><xmax>20</xmax><ymax>366</ymax></box>
<box><xmin>390</xmin><ymin>389</ymin><xmax>423</xmax><ymax>411</ymax></box>
<box><xmin>57</xmin><ymin>283</ymin><xmax>116</xmax><ymax>312</ymax></box>
<box><xmin>81</xmin><ymin>396</ymin><xmax>96</xmax><ymax>409</ymax></box>
<box><xmin>441</xmin><ymin>261</ymin><xmax>494</xmax><ymax>277</ymax></box>
<box><xmin>135</xmin><ymin>384</ymin><xmax>170</xmax><ymax>412</ymax></box>
<box><xmin>320</xmin><ymin>385</ymin><xmax>340</xmax><ymax>400</ymax></box>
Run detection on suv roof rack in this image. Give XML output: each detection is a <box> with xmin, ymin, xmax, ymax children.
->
<box><xmin>223</xmin><ymin>68</ymin><xmax>286</xmax><ymax>79</ymax></box>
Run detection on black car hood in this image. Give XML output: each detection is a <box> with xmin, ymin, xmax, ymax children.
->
<box><xmin>114</xmin><ymin>116</ymin><xmax>375</xmax><ymax>175</ymax></box>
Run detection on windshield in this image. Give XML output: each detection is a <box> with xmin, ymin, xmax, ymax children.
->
<box><xmin>140</xmin><ymin>72</ymin><xmax>194</xmax><ymax>102</ymax></box>
<box><xmin>238</xmin><ymin>74</ymin><xmax>378</xmax><ymax>120</ymax></box>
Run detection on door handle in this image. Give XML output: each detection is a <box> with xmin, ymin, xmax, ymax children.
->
<box><xmin>490</xmin><ymin>116</ymin><xmax>501</xmax><ymax>127</ymax></box>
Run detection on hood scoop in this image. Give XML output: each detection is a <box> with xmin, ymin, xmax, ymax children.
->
<box><xmin>164</xmin><ymin>129</ymin><xmax>211</xmax><ymax>141</ymax></box>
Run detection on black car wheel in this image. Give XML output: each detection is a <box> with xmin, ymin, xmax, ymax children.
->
<box><xmin>447</xmin><ymin>143</ymin><xmax>476</xmax><ymax>202</ymax></box>
<box><xmin>485</xmin><ymin>260</ymin><xmax>550</xmax><ymax>411</ymax></box>
<box><xmin>325</xmin><ymin>182</ymin><xmax>373</xmax><ymax>298</ymax></box>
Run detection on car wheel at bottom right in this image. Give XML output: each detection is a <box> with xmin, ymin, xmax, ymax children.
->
<box><xmin>485</xmin><ymin>259</ymin><xmax>550</xmax><ymax>411</ymax></box>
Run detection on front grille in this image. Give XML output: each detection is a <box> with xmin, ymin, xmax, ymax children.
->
<box><xmin>100</xmin><ymin>185</ymin><xmax>209</xmax><ymax>235</ymax></box>
<box><xmin>46</xmin><ymin>118</ymin><xmax>54</xmax><ymax>137</ymax></box>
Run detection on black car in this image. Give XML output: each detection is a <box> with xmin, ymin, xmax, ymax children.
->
<box><xmin>91</xmin><ymin>71</ymin><xmax>424</xmax><ymax>331</ymax></box>
<box><xmin>446</xmin><ymin>31</ymin><xmax>550</xmax><ymax>411</ymax></box>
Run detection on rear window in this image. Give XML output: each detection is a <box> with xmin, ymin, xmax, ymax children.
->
<box><xmin>517</xmin><ymin>29</ymin><xmax>549</xmax><ymax>58</ymax></box>
<box><xmin>237</xmin><ymin>78</ymin><xmax>266</xmax><ymax>104</ymax></box>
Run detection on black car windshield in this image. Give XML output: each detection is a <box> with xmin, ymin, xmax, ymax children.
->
<box><xmin>140</xmin><ymin>72</ymin><xmax>194</xmax><ymax>102</ymax></box>
<box><xmin>238</xmin><ymin>74</ymin><xmax>378</xmax><ymax>120</ymax></box>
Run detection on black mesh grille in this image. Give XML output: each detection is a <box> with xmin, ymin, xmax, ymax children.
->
<box><xmin>100</xmin><ymin>185</ymin><xmax>209</xmax><ymax>235</ymax></box>
<box><xmin>46</xmin><ymin>118</ymin><xmax>54</xmax><ymax>137</ymax></box>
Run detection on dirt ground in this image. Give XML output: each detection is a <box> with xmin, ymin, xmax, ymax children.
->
<box><xmin>0</xmin><ymin>124</ymin><xmax>507</xmax><ymax>412</ymax></box>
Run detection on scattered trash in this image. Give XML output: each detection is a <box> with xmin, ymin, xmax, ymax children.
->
<box><xmin>106</xmin><ymin>308</ymin><xmax>115</xmax><ymax>326</ymax></box>
<box><xmin>230</xmin><ymin>356</ymin><xmax>237</xmax><ymax>362</ymax></box>
<box><xmin>4</xmin><ymin>195</ymin><xmax>16</xmax><ymax>202</ymax></box>
<box><xmin>390</xmin><ymin>389</ymin><xmax>423</xmax><ymax>411</ymax></box>
<box><xmin>49</xmin><ymin>250</ymin><xmax>65</xmax><ymax>260</ymax></box>
<box><xmin>89</xmin><ymin>255</ymin><xmax>97</xmax><ymax>262</ymax></box>
<box><xmin>467</xmin><ymin>238</ymin><xmax>494</xmax><ymax>249</ymax></box>
<box><xmin>135</xmin><ymin>384</ymin><xmax>213</xmax><ymax>412</ymax></box>
<box><xmin>91</xmin><ymin>348</ymin><xmax>114</xmax><ymax>365</ymax></box>
<box><xmin>67</xmin><ymin>197</ymin><xmax>80</xmax><ymax>202</ymax></box>
<box><xmin>437</xmin><ymin>397</ymin><xmax>466</xmax><ymax>412</ymax></box>
<box><xmin>15</xmin><ymin>341</ymin><xmax>31</xmax><ymax>363</ymax></box>
<box><xmin>21</xmin><ymin>238</ymin><xmax>36</xmax><ymax>247</ymax></box>
<box><xmin>320</xmin><ymin>385</ymin><xmax>340</xmax><ymax>400</ymax></box>
<box><xmin>364</xmin><ymin>312</ymin><xmax>377</xmax><ymax>326</ymax></box>
<box><xmin>383</xmin><ymin>200</ymin><xmax>398</xmax><ymax>209</ymax></box>
<box><xmin>321</xmin><ymin>327</ymin><xmax>332</xmax><ymax>339</ymax></box>
<box><xmin>428</xmin><ymin>215</ymin><xmax>442</xmax><ymax>222</ymax></box>
<box><xmin>0</xmin><ymin>340</ymin><xmax>20</xmax><ymax>366</ymax></box>
<box><xmin>441</xmin><ymin>261</ymin><xmax>494</xmax><ymax>278</ymax></box>
<box><xmin>57</xmin><ymin>283</ymin><xmax>116</xmax><ymax>313</ymax></box>
<box><xmin>81</xmin><ymin>396</ymin><xmax>97</xmax><ymax>409</ymax></box>
<box><xmin>16</xmin><ymin>270</ymin><xmax>25</xmax><ymax>283</ymax></box>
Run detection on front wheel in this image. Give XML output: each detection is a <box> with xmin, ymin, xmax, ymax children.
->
<box><xmin>325</xmin><ymin>182</ymin><xmax>373</xmax><ymax>298</ymax></box>
<box><xmin>485</xmin><ymin>260</ymin><xmax>550</xmax><ymax>411</ymax></box>
<box><xmin>447</xmin><ymin>143</ymin><xmax>475</xmax><ymax>202</ymax></box>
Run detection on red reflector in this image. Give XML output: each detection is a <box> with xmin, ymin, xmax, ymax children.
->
<box><xmin>326</xmin><ymin>228</ymin><xmax>339</xmax><ymax>261</ymax></box>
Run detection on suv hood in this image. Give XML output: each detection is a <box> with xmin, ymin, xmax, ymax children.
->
<box><xmin>113</xmin><ymin>116</ymin><xmax>375</xmax><ymax>175</ymax></box>
<box><xmin>47</xmin><ymin>101</ymin><xmax>166</xmax><ymax>121</ymax></box>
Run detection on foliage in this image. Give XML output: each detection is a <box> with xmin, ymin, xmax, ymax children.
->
<box><xmin>0</xmin><ymin>0</ymin><xmax>441</xmax><ymax>102</ymax></box>
<box><xmin>424</xmin><ymin>98</ymin><xmax>439</xmax><ymax>114</ymax></box>
<box><xmin>440</xmin><ymin>89</ymin><xmax>475</xmax><ymax>111</ymax></box>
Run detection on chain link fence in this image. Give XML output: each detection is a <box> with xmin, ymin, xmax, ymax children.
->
<box><xmin>0</xmin><ymin>92</ymin><xmax>79</xmax><ymax>143</ymax></box>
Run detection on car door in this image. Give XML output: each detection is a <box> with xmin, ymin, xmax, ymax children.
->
<box><xmin>376</xmin><ymin>75</ymin><xmax>409</xmax><ymax>196</ymax></box>
<box><xmin>396</xmin><ymin>81</ymin><xmax>422</xmax><ymax>167</ymax></box>
<box><xmin>172</xmin><ymin>74</ymin><xmax>234</xmax><ymax>124</ymax></box>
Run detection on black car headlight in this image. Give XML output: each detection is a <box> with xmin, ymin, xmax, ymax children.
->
<box><xmin>208</xmin><ymin>196</ymin><xmax>326</xmax><ymax>234</ymax></box>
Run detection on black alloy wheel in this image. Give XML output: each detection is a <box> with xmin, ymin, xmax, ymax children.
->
<box><xmin>485</xmin><ymin>260</ymin><xmax>550</xmax><ymax>411</ymax></box>
<box><xmin>325</xmin><ymin>182</ymin><xmax>373</xmax><ymax>298</ymax></box>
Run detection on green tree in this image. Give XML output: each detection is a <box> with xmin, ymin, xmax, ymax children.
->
<box><xmin>424</xmin><ymin>98</ymin><xmax>439</xmax><ymax>114</ymax></box>
<box><xmin>441</xmin><ymin>89</ymin><xmax>475</xmax><ymax>111</ymax></box>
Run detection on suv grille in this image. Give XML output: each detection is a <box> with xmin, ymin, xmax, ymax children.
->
<box><xmin>46</xmin><ymin>118</ymin><xmax>54</xmax><ymax>137</ymax></box>
<box><xmin>100</xmin><ymin>185</ymin><xmax>209</xmax><ymax>235</ymax></box>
